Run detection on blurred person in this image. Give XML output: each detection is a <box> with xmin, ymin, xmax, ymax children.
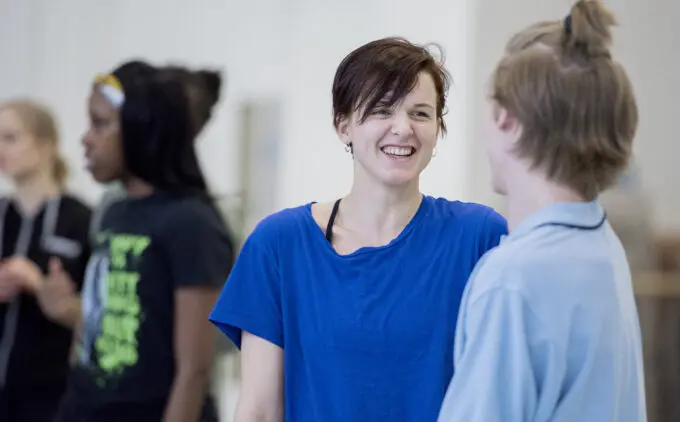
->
<box><xmin>209</xmin><ymin>37</ymin><xmax>508</xmax><ymax>422</ymax></box>
<box><xmin>438</xmin><ymin>1</ymin><xmax>646</xmax><ymax>421</ymax></box>
<box><xmin>0</xmin><ymin>100</ymin><xmax>91</xmax><ymax>422</ymax></box>
<box><xmin>89</xmin><ymin>65</ymin><xmax>223</xmax><ymax>238</ymax></box>
<box><xmin>29</xmin><ymin>60</ymin><xmax>235</xmax><ymax>422</ymax></box>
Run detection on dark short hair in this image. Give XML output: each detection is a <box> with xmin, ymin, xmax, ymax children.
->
<box><xmin>332</xmin><ymin>37</ymin><xmax>451</xmax><ymax>135</ymax></box>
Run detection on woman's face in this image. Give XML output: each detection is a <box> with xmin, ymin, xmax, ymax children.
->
<box><xmin>82</xmin><ymin>88</ymin><xmax>125</xmax><ymax>183</ymax></box>
<box><xmin>336</xmin><ymin>71</ymin><xmax>440</xmax><ymax>188</ymax></box>
<box><xmin>0</xmin><ymin>108</ymin><xmax>51</xmax><ymax>183</ymax></box>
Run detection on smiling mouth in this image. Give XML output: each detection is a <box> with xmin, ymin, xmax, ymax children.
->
<box><xmin>381</xmin><ymin>146</ymin><xmax>416</xmax><ymax>158</ymax></box>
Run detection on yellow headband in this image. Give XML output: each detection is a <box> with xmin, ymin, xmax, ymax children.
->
<box><xmin>94</xmin><ymin>73</ymin><xmax>125</xmax><ymax>107</ymax></box>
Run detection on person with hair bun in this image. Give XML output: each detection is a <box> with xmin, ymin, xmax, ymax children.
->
<box><xmin>439</xmin><ymin>1</ymin><xmax>646</xmax><ymax>421</ymax></box>
<box><xmin>40</xmin><ymin>60</ymin><xmax>234</xmax><ymax>422</ymax></box>
<box><xmin>0</xmin><ymin>99</ymin><xmax>92</xmax><ymax>422</ymax></box>
<box><xmin>160</xmin><ymin>65</ymin><xmax>223</xmax><ymax>137</ymax></box>
<box><xmin>89</xmin><ymin>64</ymin><xmax>224</xmax><ymax>238</ymax></box>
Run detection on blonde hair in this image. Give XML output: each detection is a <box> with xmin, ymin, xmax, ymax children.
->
<box><xmin>0</xmin><ymin>99</ymin><xmax>68</xmax><ymax>188</ymax></box>
<box><xmin>491</xmin><ymin>0</ymin><xmax>637</xmax><ymax>200</ymax></box>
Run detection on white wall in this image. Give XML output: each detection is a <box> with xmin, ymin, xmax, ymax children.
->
<box><xmin>613</xmin><ymin>0</ymin><xmax>680</xmax><ymax>234</ymax></box>
<box><xmin>466</xmin><ymin>0</ymin><xmax>571</xmax><ymax>211</ymax></box>
<box><xmin>0</xmin><ymin>0</ymin><xmax>677</xmax><ymax>233</ymax></box>
<box><xmin>0</xmin><ymin>0</ymin><xmax>472</xmax><ymax>209</ymax></box>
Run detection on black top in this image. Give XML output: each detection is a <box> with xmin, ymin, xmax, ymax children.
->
<box><xmin>0</xmin><ymin>195</ymin><xmax>92</xmax><ymax>394</ymax></box>
<box><xmin>62</xmin><ymin>192</ymin><xmax>234</xmax><ymax>421</ymax></box>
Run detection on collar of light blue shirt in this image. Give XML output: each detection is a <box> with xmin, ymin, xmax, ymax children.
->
<box><xmin>509</xmin><ymin>200</ymin><xmax>606</xmax><ymax>241</ymax></box>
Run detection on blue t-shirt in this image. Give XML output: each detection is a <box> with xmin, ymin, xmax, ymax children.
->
<box><xmin>209</xmin><ymin>195</ymin><xmax>507</xmax><ymax>421</ymax></box>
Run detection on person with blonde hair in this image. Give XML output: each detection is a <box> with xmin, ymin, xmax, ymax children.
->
<box><xmin>438</xmin><ymin>1</ymin><xmax>646</xmax><ymax>421</ymax></box>
<box><xmin>0</xmin><ymin>99</ymin><xmax>92</xmax><ymax>422</ymax></box>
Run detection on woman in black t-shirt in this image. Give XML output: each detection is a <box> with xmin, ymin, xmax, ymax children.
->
<box><xmin>39</xmin><ymin>61</ymin><xmax>235</xmax><ymax>422</ymax></box>
<box><xmin>0</xmin><ymin>99</ymin><xmax>92</xmax><ymax>422</ymax></box>
<box><xmin>89</xmin><ymin>64</ymin><xmax>224</xmax><ymax>239</ymax></box>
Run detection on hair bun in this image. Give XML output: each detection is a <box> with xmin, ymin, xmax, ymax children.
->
<box><xmin>563</xmin><ymin>0</ymin><xmax>616</xmax><ymax>59</ymax></box>
<box><xmin>196</xmin><ymin>70</ymin><xmax>222</xmax><ymax>106</ymax></box>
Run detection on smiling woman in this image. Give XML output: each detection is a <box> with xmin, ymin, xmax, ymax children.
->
<box><xmin>209</xmin><ymin>37</ymin><xmax>509</xmax><ymax>422</ymax></box>
<box><xmin>334</xmin><ymin>54</ymin><xmax>444</xmax><ymax>187</ymax></box>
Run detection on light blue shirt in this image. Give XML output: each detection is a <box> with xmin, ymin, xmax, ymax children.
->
<box><xmin>438</xmin><ymin>201</ymin><xmax>647</xmax><ymax>422</ymax></box>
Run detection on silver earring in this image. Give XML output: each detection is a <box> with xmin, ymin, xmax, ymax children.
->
<box><xmin>345</xmin><ymin>142</ymin><xmax>353</xmax><ymax>154</ymax></box>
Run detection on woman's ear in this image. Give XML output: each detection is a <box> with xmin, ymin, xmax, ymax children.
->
<box><xmin>335</xmin><ymin>116</ymin><xmax>351</xmax><ymax>146</ymax></box>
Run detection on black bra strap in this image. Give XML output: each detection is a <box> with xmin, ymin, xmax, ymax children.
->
<box><xmin>325</xmin><ymin>199</ymin><xmax>341</xmax><ymax>243</ymax></box>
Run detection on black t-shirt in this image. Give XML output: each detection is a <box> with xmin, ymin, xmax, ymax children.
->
<box><xmin>62</xmin><ymin>192</ymin><xmax>234</xmax><ymax>420</ymax></box>
<box><xmin>0</xmin><ymin>195</ymin><xmax>91</xmax><ymax>393</ymax></box>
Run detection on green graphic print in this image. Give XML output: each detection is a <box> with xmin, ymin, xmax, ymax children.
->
<box><xmin>80</xmin><ymin>232</ymin><xmax>150</xmax><ymax>385</ymax></box>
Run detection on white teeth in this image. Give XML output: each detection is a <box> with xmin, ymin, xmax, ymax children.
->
<box><xmin>382</xmin><ymin>146</ymin><xmax>414</xmax><ymax>156</ymax></box>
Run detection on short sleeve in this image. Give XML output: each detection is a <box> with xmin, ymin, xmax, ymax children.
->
<box><xmin>209</xmin><ymin>218</ymin><xmax>282</xmax><ymax>350</ymax></box>
<box><xmin>478</xmin><ymin>209</ymin><xmax>508</xmax><ymax>256</ymax></box>
<box><xmin>439</xmin><ymin>288</ymin><xmax>558</xmax><ymax>422</ymax></box>
<box><xmin>161</xmin><ymin>199</ymin><xmax>235</xmax><ymax>289</ymax></box>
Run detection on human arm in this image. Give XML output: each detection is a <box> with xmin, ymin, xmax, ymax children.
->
<box><xmin>438</xmin><ymin>287</ymin><xmax>558</xmax><ymax>422</ymax></box>
<box><xmin>234</xmin><ymin>331</ymin><xmax>284</xmax><ymax>422</ymax></box>
<box><xmin>163</xmin><ymin>287</ymin><xmax>222</xmax><ymax>422</ymax></box>
<box><xmin>161</xmin><ymin>200</ymin><xmax>235</xmax><ymax>422</ymax></box>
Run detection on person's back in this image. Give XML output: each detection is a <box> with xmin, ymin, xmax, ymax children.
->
<box><xmin>545</xmin><ymin>223</ymin><xmax>644</xmax><ymax>421</ymax></box>
<box><xmin>441</xmin><ymin>202</ymin><xmax>646</xmax><ymax>422</ymax></box>
<box><xmin>438</xmin><ymin>1</ymin><xmax>646</xmax><ymax>420</ymax></box>
<box><xmin>452</xmin><ymin>201</ymin><xmax>645</xmax><ymax>421</ymax></box>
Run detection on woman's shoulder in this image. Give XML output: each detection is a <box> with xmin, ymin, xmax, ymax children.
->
<box><xmin>249</xmin><ymin>202</ymin><xmax>317</xmax><ymax>242</ymax></box>
<box><xmin>425</xmin><ymin>195</ymin><xmax>503</xmax><ymax>222</ymax></box>
<box><xmin>423</xmin><ymin>195</ymin><xmax>508</xmax><ymax>240</ymax></box>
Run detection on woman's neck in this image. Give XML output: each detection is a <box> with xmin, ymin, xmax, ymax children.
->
<box><xmin>340</xmin><ymin>177</ymin><xmax>422</xmax><ymax>245</ymax></box>
<box><xmin>13</xmin><ymin>171</ymin><xmax>61</xmax><ymax>216</ymax></box>
<box><xmin>123</xmin><ymin>176</ymin><xmax>154</xmax><ymax>198</ymax></box>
